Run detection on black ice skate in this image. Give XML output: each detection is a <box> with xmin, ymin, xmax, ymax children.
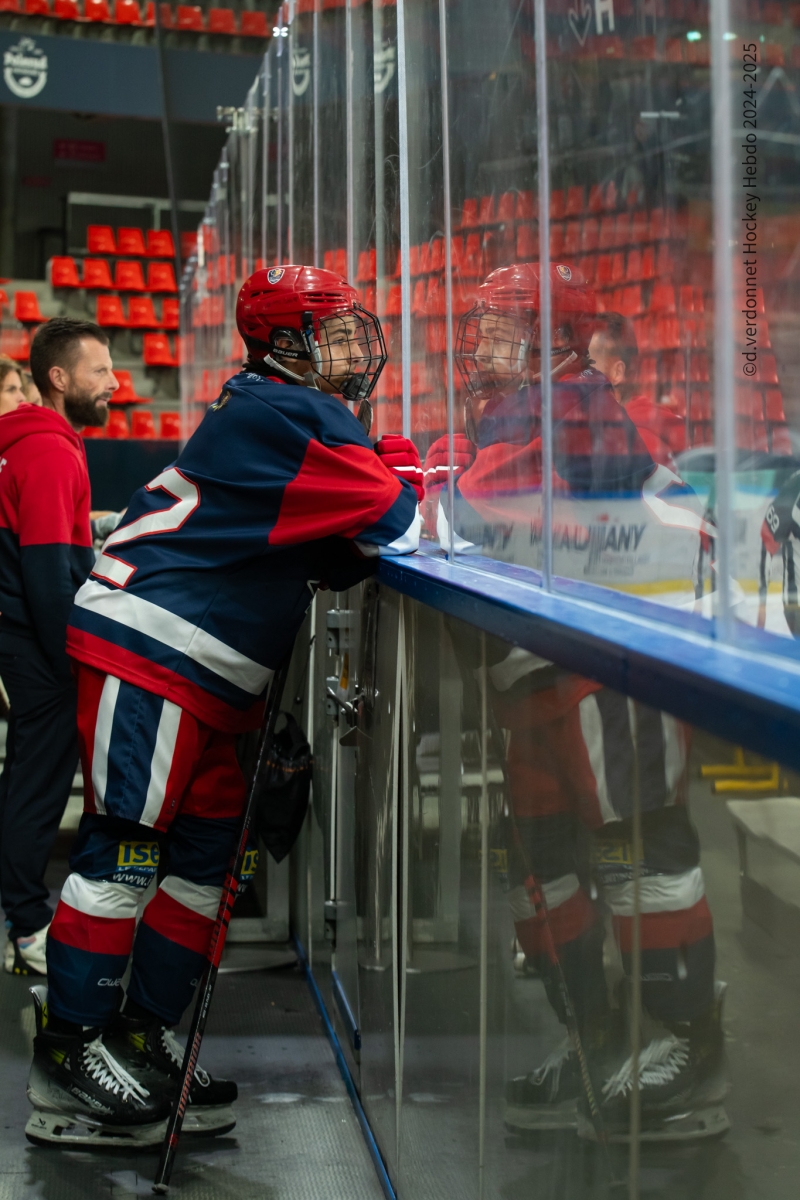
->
<box><xmin>25</xmin><ymin>986</ymin><xmax>172</xmax><ymax>1148</ymax></box>
<box><xmin>505</xmin><ymin>1038</ymin><xmax>581</xmax><ymax>1131</ymax></box>
<box><xmin>105</xmin><ymin>1009</ymin><xmax>238</xmax><ymax>1137</ymax></box>
<box><xmin>578</xmin><ymin>983</ymin><xmax>730</xmax><ymax>1143</ymax></box>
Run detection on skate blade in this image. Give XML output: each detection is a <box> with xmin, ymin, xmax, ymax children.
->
<box><xmin>182</xmin><ymin>1106</ymin><xmax>236</xmax><ymax>1138</ymax></box>
<box><xmin>505</xmin><ymin>1099</ymin><xmax>578</xmax><ymax>1132</ymax></box>
<box><xmin>25</xmin><ymin>1109</ymin><xmax>167</xmax><ymax>1149</ymax></box>
<box><xmin>577</xmin><ymin>1104</ymin><xmax>730</xmax><ymax>1143</ymax></box>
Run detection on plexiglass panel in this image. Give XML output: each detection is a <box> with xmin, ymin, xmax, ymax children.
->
<box><xmin>179</xmin><ymin>3</ymin><xmax>800</xmax><ymax>651</ymax></box>
<box><xmin>296</xmin><ymin>584</ymin><xmax>800</xmax><ymax>1197</ymax></box>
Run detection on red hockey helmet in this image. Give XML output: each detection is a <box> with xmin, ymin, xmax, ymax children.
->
<box><xmin>236</xmin><ymin>264</ymin><xmax>386</xmax><ymax>401</ymax></box>
<box><xmin>455</xmin><ymin>262</ymin><xmax>598</xmax><ymax>401</ymax></box>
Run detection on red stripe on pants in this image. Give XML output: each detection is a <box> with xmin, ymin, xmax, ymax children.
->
<box><xmin>613</xmin><ymin>896</ymin><xmax>714</xmax><ymax>953</ymax></box>
<box><xmin>515</xmin><ymin>886</ymin><xmax>596</xmax><ymax>959</ymax></box>
<box><xmin>49</xmin><ymin>900</ymin><xmax>137</xmax><ymax>956</ymax></box>
<box><xmin>141</xmin><ymin>886</ymin><xmax>214</xmax><ymax>956</ymax></box>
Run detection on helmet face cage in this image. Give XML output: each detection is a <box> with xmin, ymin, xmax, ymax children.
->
<box><xmin>456</xmin><ymin>304</ymin><xmax>580</xmax><ymax>401</ymax></box>
<box><xmin>455</xmin><ymin>306</ymin><xmax>532</xmax><ymax>401</ymax></box>
<box><xmin>310</xmin><ymin>304</ymin><xmax>387</xmax><ymax>402</ymax></box>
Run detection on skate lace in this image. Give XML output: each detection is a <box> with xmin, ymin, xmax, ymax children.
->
<box><xmin>530</xmin><ymin>1038</ymin><xmax>573</xmax><ymax>1101</ymax></box>
<box><xmin>602</xmin><ymin>1035</ymin><xmax>690</xmax><ymax>1101</ymax></box>
<box><xmin>82</xmin><ymin>1039</ymin><xmax>151</xmax><ymax>1106</ymax></box>
<box><xmin>161</xmin><ymin>1028</ymin><xmax>210</xmax><ymax>1088</ymax></box>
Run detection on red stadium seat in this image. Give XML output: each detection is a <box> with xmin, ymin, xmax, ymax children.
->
<box><xmin>496</xmin><ymin>192</ymin><xmax>515</xmax><ymax>223</ymax></box>
<box><xmin>106</xmin><ymin>411</ymin><xmax>129</xmax><ymax>439</ymax></box>
<box><xmin>459</xmin><ymin>198</ymin><xmax>479</xmax><ymax>229</ymax></box>
<box><xmin>143</xmin><ymin>333</ymin><xmax>178</xmax><ymax>366</ymax></box>
<box><xmin>0</xmin><ymin>328</ymin><xmax>30</xmax><ymax>362</ymax></box>
<box><xmin>208</xmin><ymin>6</ymin><xmax>235</xmax><ymax>31</ymax></box>
<box><xmin>580</xmin><ymin>219</ymin><xmax>599</xmax><ymax>253</ymax></box>
<box><xmin>515</xmin><ymin>191</ymin><xmax>535</xmax><ymax>221</ymax></box>
<box><xmin>614</xmin><ymin>213</ymin><xmax>631</xmax><ymax>246</ymax></box>
<box><xmin>408</xmin><ymin>245</ymin><xmax>420</xmax><ymax>276</ymax></box>
<box><xmin>565</xmin><ymin>186</ymin><xmax>584</xmax><ymax>218</ymax></box>
<box><xmin>53</xmin><ymin>0</ymin><xmax>79</xmax><ymax>15</ymax></box>
<box><xmin>115</xmin><ymin>0</ymin><xmax>141</xmax><ymax>21</ymax></box>
<box><xmin>587</xmin><ymin>184</ymin><xmax>604</xmax><ymax>214</ymax></box>
<box><xmin>560</xmin><ymin>221</ymin><xmax>579</xmax><ymax>257</ymax></box>
<box><xmin>159</xmin><ymin>412</ymin><xmax>181</xmax><ymax>438</ymax></box>
<box><xmin>96</xmin><ymin>296</ymin><xmax>128</xmax><ymax>327</ymax></box>
<box><xmin>478</xmin><ymin>196</ymin><xmax>495</xmax><ymax>226</ymax></box>
<box><xmin>771</xmin><ymin>423</ymin><xmax>792</xmax><ymax>454</ymax></box>
<box><xmin>0</xmin><ymin>0</ymin><xmax>19</xmax><ymax>11</ymax></box>
<box><xmin>180</xmin><ymin>231</ymin><xmax>197</xmax><ymax>259</ymax></box>
<box><xmin>141</xmin><ymin>2</ymin><xmax>172</xmax><ymax>24</ymax></box>
<box><xmin>87</xmin><ymin>225</ymin><xmax>116</xmax><ymax>255</ymax></box>
<box><xmin>127</xmin><ymin>297</ymin><xmax>160</xmax><ymax>328</ymax></box>
<box><xmin>146</xmin><ymin>229</ymin><xmax>175</xmax><ymax>258</ymax></box>
<box><xmin>117</xmin><ymin>227</ymin><xmax>147</xmax><ymax>256</ymax></box>
<box><xmin>50</xmin><ymin>257</ymin><xmax>81</xmax><ymax>288</ymax></box>
<box><xmin>356</xmin><ymin>249</ymin><xmax>376</xmax><ymax>282</ymax></box>
<box><xmin>131</xmin><ymin>410</ymin><xmax>156</xmax><ymax>438</ymax></box>
<box><xmin>578</xmin><ymin>255</ymin><xmax>595</xmax><ymax>285</ymax></box>
<box><xmin>549</xmin><ymin>191</ymin><xmax>565</xmax><ymax>221</ymax></box>
<box><xmin>14</xmin><ymin>292</ymin><xmax>45</xmax><ymax>324</ymax></box>
<box><xmin>239</xmin><ymin>9</ymin><xmax>268</xmax><ymax>35</ymax></box>
<box><xmin>515</xmin><ymin>226</ymin><xmax>534</xmax><ymax>262</ymax></box>
<box><xmin>113</xmin><ymin>370</ymin><xmax>149</xmax><ymax>401</ymax></box>
<box><xmin>610</xmin><ymin>252</ymin><xmax>625</xmax><ymax>285</ymax></box>
<box><xmin>764</xmin><ymin>388</ymin><xmax>786</xmax><ymax>423</ymax></box>
<box><xmin>23</xmin><ymin>0</ymin><xmax>50</xmax><ymax>14</ymax></box>
<box><xmin>114</xmin><ymin>260</ymin><xmax>146</xmax><ymax>291</ymax></box>
<box><xmin>549</xmin><ymin>224</ymin><xmax>564</xmax><ymax>259</ymax></box>
<box><xmin>176</xmin><ymin>3</ymin><xmax>203</xmax><ymax>28</ymax></box>
<box><xmin>147</xmin><ymin>261</ymin><xmax>178</xmax><ymax>293</ymax></box>
<box><xmin>83</xmin><ymin>259</ymin><xmax>115</xmax><ymax>289</ymax></box>
<box><xmin>598</xmin><ymin>216</ymin><xmax>616</xmax><ymax>250</ymax></box>
<box><xmin>595</xmin><ymin>255</ymin><xmax>612</xmax><ymax>287</ymax></box>
<box><xmin>84</xmin><ymin>0</ymin><xmax>111</xmax><ymax>19</ymax></box>
<box><xmin>161</xmin><ymin>297</ymin><xmax>180</xmax><ymax>329</ymax></box>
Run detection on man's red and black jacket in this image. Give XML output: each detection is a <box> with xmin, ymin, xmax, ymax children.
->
<box><xmin>0</xmin><ymin>406</ymin><xmax>93</xmax><ymax>681</ymax></box>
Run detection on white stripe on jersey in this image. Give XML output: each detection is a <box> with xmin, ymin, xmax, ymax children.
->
<box><xmin>578</xmin><ymin>693</ymin><xmax>619</xmax><ymax>825</ymax></box>
<box><xmin>92</xmin><ymin>674</ymin><xmax>120</xmax><ymax>816</ymax></box>
<box><xmin>61</xmin><ymin>874</ymin><xmax>142</xmax><ymax>920</ymax></box>
<box><xmin>159</xmin><ymin>876</ymin><xmax>222</xmax><ymax>920</ymax></box>
<box><xmin>140</xmin><ymin>698</ymin><xmax>183</xmax><ymax>827</ymax></box>
<box><xmin>75</xmin><ymin>579</ymin><xmax>273</xmax><ymax>696</ymax></box>
<box><xmin>603</xmin><ymin>866</ymin><xmax>705</xmax><ymax>917</ymax></box>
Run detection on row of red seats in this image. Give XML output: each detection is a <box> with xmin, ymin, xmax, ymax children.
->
<box><xmin>458</xmin><ymin>184</ymin><xmax>666</xmax><ymax>228</ymax></box>
<box><xmin>87</xmin><ymin>226</ymin><xmax>176</xmax><ymax>258</ymax></box>
<box><xmin>1</xmin><ymin>0</ymin><xmax>270</xmax><ymax>34</ymax></box>
<box><xmin>687</xmin><ymin>420</ymin><xmax>791</xmax><ymax>455</ymax></box>
<box><xmin>97</xmin><ymin>295</ymin><xmax>179</xmax><ymax>329</ymax></box>
<box><xmin>51</xmin><ymin>257</ymin><xmax>178</xmax><ymax>293</ymax></box>
<box><xmin>83</xmin><ymin>410</ymin><xmax>182</xmax><ymax>439</ymax></box>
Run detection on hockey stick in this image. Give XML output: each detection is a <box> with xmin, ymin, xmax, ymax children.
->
<box><xmin>456</xmin><ymin>641</ymin><xmax>623</xmax><ymax>1187</ymax></box>
<box><xmin>152</xmin><ymin>658</ymin><xmax>291</xmax><ymax>1194</ymax></box>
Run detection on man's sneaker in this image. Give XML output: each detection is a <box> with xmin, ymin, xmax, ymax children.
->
<box><xmin>105</xmin><ymin>1010</ymin><xmax>237</xmax><ymax>1137</ymax></box>
<box><xmin>578</xmin><ymin>983</ymin><xmax>730</xmax><ymax>1143</ymax></box>
<box><xmin>505</xmin><ymin>1038</ymin><xmax>581</xmax><ymax>1130</ymax></box>
<box><xmin>25</xmin><ymin>986</ymin><xmax>172</xmax><ymax>1148</ymax></box>
<box><xmin>5</xmin><ymin>924</ymin><xmax>49</xmax><ymax>976</ymax></box>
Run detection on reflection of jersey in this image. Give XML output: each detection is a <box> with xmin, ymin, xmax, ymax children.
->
<box><xmin>624</xmin><ymin>394</ymin><xmax>685</xmax><ymax>470</ymax></box>
<box><xmin>67</xmin><ymin>371</ymin><xmax>421</xmax><ymax>732</ymax></box>
<box><xmin>760</xmin><ymin>468</ymin><xmax>800</xmax><ymax>633</ymax></box>
<box><xmin>441</xmin><ymin>367</ymin><xmax>710</xmax><ymax>602</ymax></box>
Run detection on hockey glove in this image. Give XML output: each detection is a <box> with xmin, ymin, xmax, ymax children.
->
<box><xmin>423</xmin><ymin>433</ymin><xmax>476</xmax><ymax>488</ymax></box>
<box><xmin>375</xmin><ymin>434</ymin><xmax>425</xmax><ymax>503</ymax></box>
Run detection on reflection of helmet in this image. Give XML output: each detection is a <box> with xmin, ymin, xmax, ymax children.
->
<box><xmin>236</xmin><ymin>264</ymin><xmax>387</xmax><ymax>401</ymax></box>
<box><xmin>455</xmin><ymin>261</ymin><xmax>598</xmax><ymax>400</ymax></box>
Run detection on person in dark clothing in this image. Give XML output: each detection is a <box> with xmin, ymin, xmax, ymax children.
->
<box><xmin>0</xmin><ymin>318</ymin><xmax>118</xmax><ymax>974</ymax></box>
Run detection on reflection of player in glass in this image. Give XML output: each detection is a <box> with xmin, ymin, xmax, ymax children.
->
<box><xmin>427</xmin><ymin>262</ymin><xmax>728</xmax><ymax>1142</ymax></box>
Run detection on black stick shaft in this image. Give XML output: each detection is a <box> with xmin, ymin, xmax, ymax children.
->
<box><xmin>153</xmin><ymin>660</ymin><xmax>291</xmax><ymax>1193</ymax></box>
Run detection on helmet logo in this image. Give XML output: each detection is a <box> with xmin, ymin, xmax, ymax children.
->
<box><xmin>556</xmin><ymin>264</ymin><xmax>572</xmax><ymax>281</ymax></box>
<box><xmin>267</xmin><ymin>267</ymin><xmax>285</xmax><ymax>284</ymax></box>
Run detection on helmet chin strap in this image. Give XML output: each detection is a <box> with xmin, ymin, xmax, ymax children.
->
<box><xmin>263</xmin><ymin>353</ymin><xmax>321</xmax><ymax>390</ymax></box>
<box><xmin>528</xmin><ymin>349</ymin><xmax>578</xmax><ymax>384</ymax></box>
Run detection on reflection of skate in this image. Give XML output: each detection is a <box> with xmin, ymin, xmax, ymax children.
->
<box><xmin>25</xmin><ymin>985</ymin><xmax>171</xmax><ymax>1148</ymax></box>
<box><xmin>105</xmin><ymin>1010</ymin><xmax>237</xmax><ymax>1137</ymax></box>
<box><xmin>578</xmin><ymin>984</ymin><xmax>730</xmax><ymax>1143</ymax></box>
<box><xmin>505</xmin><ymin>1037</ymin><xmax>580</xmax><ymax>1130</ymax></box>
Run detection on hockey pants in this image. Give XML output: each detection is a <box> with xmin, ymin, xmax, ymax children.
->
<box><xmin>46</xmin><ymin>665</ymin><xmax>250</xmax><ymax>1027</ymax></box>
<box><xmin>498</xmin><ymin>686</ymin><xmax>715</xmax><ymax>1028</ymax></box>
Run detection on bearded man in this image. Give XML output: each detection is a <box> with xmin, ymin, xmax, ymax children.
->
<box><xmin>0</xmin><ymin>318</ymin><xmax>118</xmax><ymax>975</ymax></box>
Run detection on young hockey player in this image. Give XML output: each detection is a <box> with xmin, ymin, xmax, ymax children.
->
<box><xmin>25</xmin><ymin>264</ymin><xmax>424</xmax><ymax>1148</ymax></box>
<box><xmin>425</xmin><ymin>261</ymin><xmax>727</xmax><ymax>1142</ymax></box>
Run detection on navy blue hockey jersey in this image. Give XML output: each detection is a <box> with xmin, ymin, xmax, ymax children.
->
<box><xmin>67</xmin><ymin>371</ymin><xmax>420</xmax><ymax>731</ymax></box>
